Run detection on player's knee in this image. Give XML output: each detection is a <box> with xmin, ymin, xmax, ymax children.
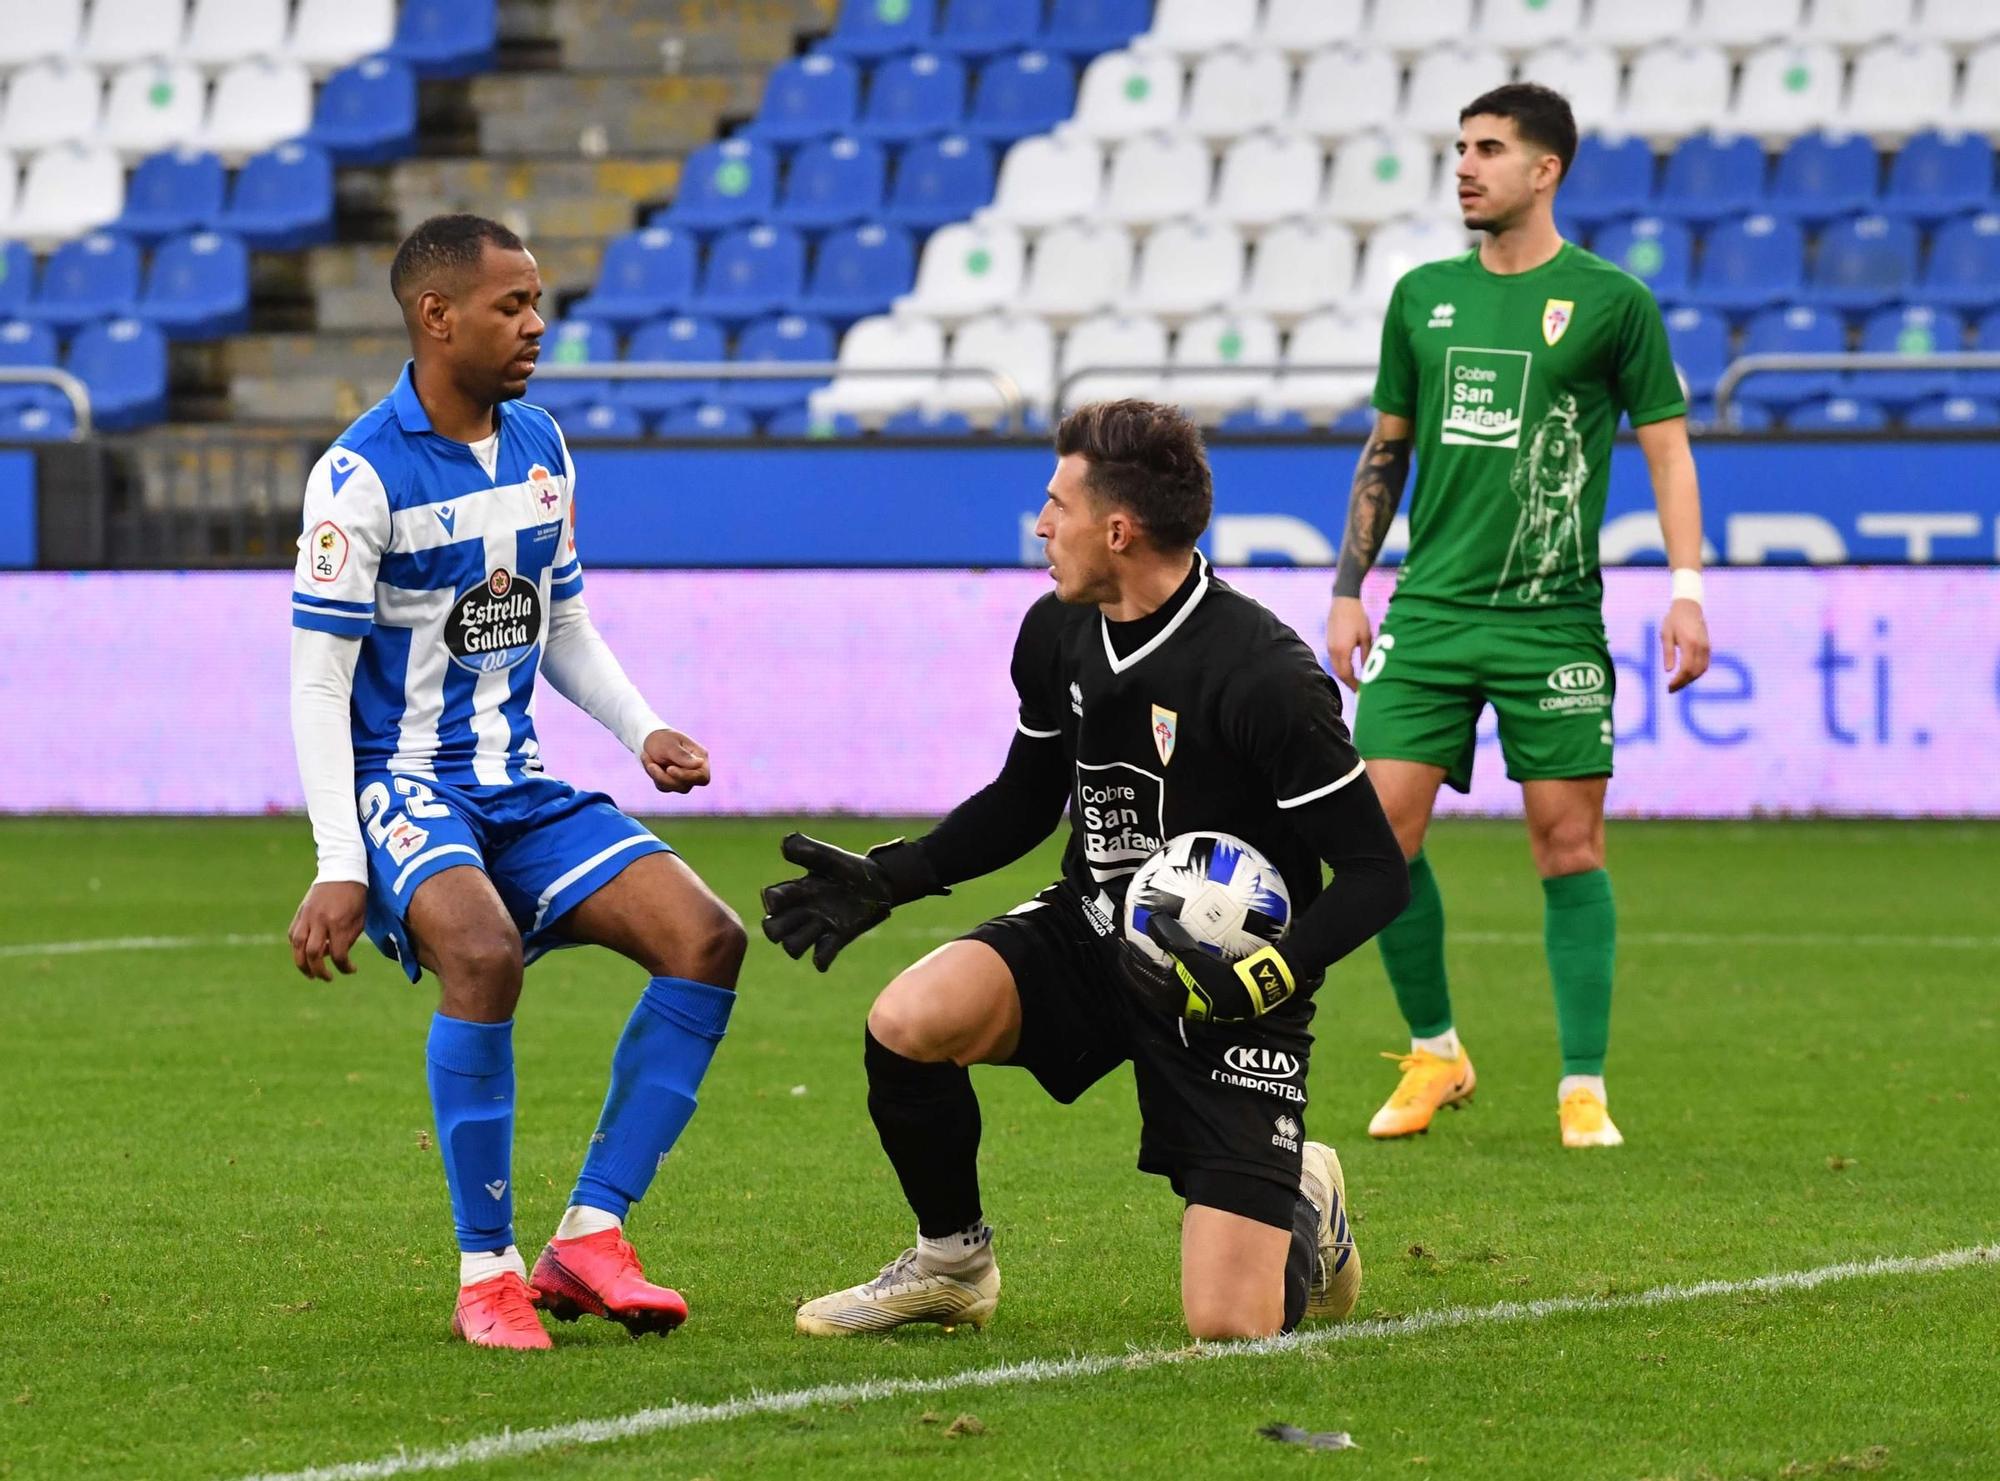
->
<box><xmin>683</xmin><ymin>897</ymin><xmax>748</xmax><ymax>986</ymax></box>
<box><xmin>866</xmin><ymin>979</ymin><xmax>954</xmax><ymax>1063</ymax></box>
<box><xmin>437</xmin><ymin>926</ymin><xmax>523</xmax><ymax>994</ymax></box>
<box><xmin>1183</xmin><ymin>1294</ymin><xmax>1284</xmax><ymax>1342</ymax></box>
<box><xmin>1531</xmin><ymin>824</ymin><xmax>1602</xmax><ymax>878</ymax></box>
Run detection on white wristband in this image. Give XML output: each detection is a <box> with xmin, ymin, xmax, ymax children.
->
<box><xmin>1670</xmin><ymin>568</ymin><xmax>1705</xmax><ymax>607</ymax></box>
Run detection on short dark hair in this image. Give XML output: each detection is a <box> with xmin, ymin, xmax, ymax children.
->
<box><xmin>389</xmin><ymin>213</ymin><xmax>526</xmax><ymax>308</ymax></box>
<box><xmin>1055</xmin><ymin>399</ymin><xmax>1212</xmax><ymax>551</ymax></box>
<box><xmin>1460</xmin><ymin>82</ymin><xmax>1578</xmax><ymax>183</ymax></box>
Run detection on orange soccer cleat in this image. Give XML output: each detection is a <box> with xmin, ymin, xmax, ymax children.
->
<box><xmin>531</xmin><ymin>1227</ymin><xmax>689</xmax><ymax>1337</ymax></box>
<box><xmin>1367</xmin><ymin>1046</ymin><xmax>1477</xmax><ymax>1138</ymax></box>
<box><xmin>450</xmin><ymin>1271</ymin><xmax>552</xmax><ymax>1350</ymax></box>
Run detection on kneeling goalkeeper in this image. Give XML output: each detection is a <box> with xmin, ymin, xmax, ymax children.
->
<box><xmin>762</xmin><ymin>402</ymin><xmax>1410</xmax><ymax>1340</ymax></box>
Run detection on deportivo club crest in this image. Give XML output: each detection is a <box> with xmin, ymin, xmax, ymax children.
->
<box><xmin>1151</xmin><ymin>704</ymin><xmax>1177</xmax><ymax>766</ymax></box>
<box><xmin>1542</xmin><ymin>298</ymin><xmax>1574</xmax><ymax>347</ymax></box>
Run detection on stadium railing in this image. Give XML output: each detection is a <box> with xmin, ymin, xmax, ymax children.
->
<box><xmin>0</xmin><ymin>369</ymin><xmax>94</xmax><ymax>440</ymax></box>
<box><xmin>533</xmin><ymin>361</ymin><xmax>1030</xmax><ymax>432</ymax></box>
<box><xmin>1714</xmin><ymin>352</ymin><xmax>2000</xmax><ymax>425</ymax></box>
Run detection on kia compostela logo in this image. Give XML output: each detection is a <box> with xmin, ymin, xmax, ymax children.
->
<box><xmin>1547</xmin><ymin>662</ymin><xmax>1607</xmax><ymax>694</ymax></box>
<box><xmin>1224</xmin><ymin>1045</ymin><xmax>1300</xmax><ymax>1081</ymax></box>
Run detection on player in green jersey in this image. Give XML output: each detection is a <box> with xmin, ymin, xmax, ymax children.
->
<box><xmin>1324</xmin><ymin>84</ymin><xmax>1712</xmax><ymax>1149</ymax></box>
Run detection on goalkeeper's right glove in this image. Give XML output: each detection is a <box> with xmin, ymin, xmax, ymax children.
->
<box><xmin>759</xmin><ymin>832</ymin><xmax>942</xmax><ymax>972</ymax></box>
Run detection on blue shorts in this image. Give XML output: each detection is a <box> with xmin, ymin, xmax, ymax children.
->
<box><xmin>355</xmin><ymin>771</ymin><xmax>671</xmax><ymax>983</ymax></box>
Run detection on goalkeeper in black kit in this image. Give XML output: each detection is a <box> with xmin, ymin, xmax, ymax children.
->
<box><xmin>762</xmin><ymin>402</ymin><xmax>1410</xmax><ymax>1340</ymax></box>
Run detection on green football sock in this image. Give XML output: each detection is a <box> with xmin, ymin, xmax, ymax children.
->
<box><xmin>1377</xmin><ymin>850</ymin><xmax>1453</xmax><ymax>1040</ymax></box>
<box><xmin>1543</xmin><ymin>868</ymin><xmax>1615</xmax><ymax>1077</ymax></box>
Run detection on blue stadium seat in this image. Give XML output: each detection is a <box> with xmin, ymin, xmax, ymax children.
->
<box><xmin>217</xmin><ymin>143</ymin><xmax>335</xmax><ymax>250</ymax></box>
<box><xmin>881</xmin><ymin>135</ymin><xmax>995</xmax><ymax>229</ymax></box>
<box><xmin>0</xmin><ymin>244</ymin><xmax>32</xmax><ymax>319</ymax></box>
<box><xmin>1687</xmin><ymin>397</ymin><xmax>1775</xmax><ymax>432</ymax></box>
<box><xmin>1043</xmin><ymin>0</ymin><xmax>1153</xmax><ymax>57</ymax></box>
<box><xmin>745</xmin><ymin>54</ymin><xmax>862</xmax><ymax>143</ymax></box>
<box><xmin>617</xmin><ymin>315</ymin><xmax>727</xmax><ymax>415</ymax></box>
<box><xmin>1330</xmin><ymin>403</ymin><xmax>1374</xmax><ymax>434</ymax></box>
<box><xmin>1919</xmin><ymin>212</ymin><xmax>2000</xmax><ymax>311</ymax></box>
<box><xmin>1663</xmin><ymin>305</ymin><xmax>1728</xmax><ymax>399</ymax></box>
<box><xmin>883</xmin><ymin>406</ymin><xmax>975</xmax><ymax>436</ymax></box>
<box><xmin>721</xmin><ymin>313</ymin><xmax>836</xmax><ymax>413</ymax></box>
<box><xmin>308</xmin><ymin>57</ymin><xmax>419</xmax><ymax>165</ymax></box>
<box><xmin>690</xmin><ymin>226</ymin><xmax>809</xmax><ymax>323</ymax></box>
<box><xmin>566</xmin><ymin>403</ymin><xmax>647</xmax><ymax>441</ymax></box>
<box><xmin>802</xmin><ymin>224</ymin><xmax>917</xmax><ymax>322</ymax></box>
<box><xmin>137</xmin><ymin>230</ymin><xmax>250</xmax><ymax>340</ymax></box>
<box><xmin>656</xmin><ymin>403</ymin><xmax>758</xmax><ymax>438</ymax></box>
<box><xmin>965</xmin><ymin>50</ymin><xmax>1077</xmax><ymax>142</ymax></box>
<box><xmin>1965</xmin><ymin>311</ymin><xmax>2000</xmax><ymax>397</ymax></box>
<box><xmin>1657</xmin><ymin>134</ymin><xmax>1766</xmax><ymax>226</ymax></box>
<box><xmin>25</xmin><ymin>233</ymin><xmax>140</xmax><ymax>334</ymax></box>
<box><xmin>390</xmin><ymin>0</ymin><xmax>498</xmax><ymax>77</ymax></box>
<box><xmin>665</xmin><ymin>140</ymin><xmax>781</xmax><ymax>232</ymax></box>
<box><xmin>822</xmin><ymin>0</ymin><xmax>938</xmax><ymax>57</ymax></box>
<box><xmin>772</xmin><ymin>137</ymin><xmax>888</xmax><ymax>230</ymax></box>
<box><xmin>1881</xmin><ymin>130</ymin><xmax>1995</xmax><ymax>224</ymax></box>
<box><xmin>764</xmin><ymin>406</ymin><xmax>862</xmax><ymax>437</ymax></box>
<box><xmin>1785</xmin><ymin>396</ymin><xmax>1889</xmax><ymax>431</ymax></box>
<box><xmin>116</xmin><ymin>150</ymin><xmax>226</xmax><ymax>243</ymax></box>
<box><xmin>1851</xmin><ymin>304</ymin><xmax>1965</xmax><ymax>406</ymax></box>
<box><xmin>66</xmin><ymin>318</ymin><xmax>169</xmax><ymax>430</ymax></box>
<box><xmin>1219</xmin><ymin>407</ymin><xmax>1312</xmax><ymax>436</ymax></box>
<box><xmin>936</xmin><ymin>0</ymin><xmax>1042</xmax><ymax>57</ymax></box>
<box><xmin>0</xmin><ymin>320</ymin><xmax>60</xmax><ymax>372</ymax></box>
<box><xmin>855</xmin><ymin>52</ymin><xmax>968</xmax><ymax>141</ymax></box>
<box><xmin>0</xmin><ymin>402</ymin><xmax>76</xmax><ymax>441</ymax></box>
<box><xmin>1686</xmin><ymin>214</ymin><xmax>1805</xmax><ymax>314</ymax></box>
<box><xmin>1902</xmin><ymin>394</ymin><xmax>2000</xmax><ymax>429</ymax></box>
<box><xmin>1766</xmin><ymin>132</ymin><xmax>1879</xmax><ymax>226</ymax></box>
<box><xmin>1594</xmin><ymin>217</ymin><xmax>1694</xmax><ymax>300</ymax></box>
<box><xmin>1560</xmin><ymin>135</ymin><xmax>1654</xmax><ymax>232</ymax></box>
<box><xmin>1805</xmin><ymin>213</ymin><xmax>1919</xmax><ymax>311</ymax></box>
<box><xmin>532</xmin><ymin>319</ymin><xmax>619</xmax><ymax>415</ymax></box>
<box><xmin>571</xmin><ymin>227</ymin><xmax>699</xmax><ymax>330</ymax></box>
<box><xmin>1734</xmin><ymin>304</ymin><xmax>1845</xmax><ymax>410</ymax></box>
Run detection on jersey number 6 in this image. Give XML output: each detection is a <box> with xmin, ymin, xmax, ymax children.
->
<box><xmin>1358</xmin><ymin>632</ymin><xmax>1396</xmax><ymax>686</ymax></box>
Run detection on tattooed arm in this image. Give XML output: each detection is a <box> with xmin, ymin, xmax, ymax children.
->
<box><xmin>1325</xmin><ymin>413</ymin><xmax>1413</xmax><ymax>689</ymax></box>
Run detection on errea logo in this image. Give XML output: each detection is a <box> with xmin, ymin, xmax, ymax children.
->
<box><xmin>1428</xmin><ymin>302</ymin><xmax>1456</xmax><ymax>329</ymax></box>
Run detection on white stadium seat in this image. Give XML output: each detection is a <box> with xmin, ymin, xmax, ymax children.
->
<box><xmin>1517</xmin><ymin>44</ymin><xmax>1622</xmax><ymax>133</ymax></box>
<box><xmin>1623</xmin><ymin>43</ymin><xmax>1732</xmax><ymax>144</ymax></box>
<box><xmin>1126</xmin><ymin>220</ymin><xmax>1244</xmax><ymax>322</ymax></box>
<box><xmin>1059</xmin><ymin>311</ymin><xmax>1170</xmax><ymax>406</ymax></box>
<box><xmin>102</xmin><ymin>62</ymin><xmax>208</xmax><ymax>162</ymax></box>
<box><xmin>903</xmin><ymin>222</ymin><xmax>1027</xmax><ymax>324</ymax></box>
<box><xmin>811</xmin><ymin>314</ymin><xmax>946</xmax><ymax>425</ymax></box>
<box><xmin>1478</xmin><ymin>0</ymin><xmax>1587</xmax><ymax>56</ymax></box>
<box><xmin>1212</xmin><ymin>132</ymin><xmax>1326</xmax><ymax>231</ymax></box>
<box><xmin>1295</xmin><ymin>46</ymin><xmax>1403</xmax><ymax>143</ymax></box>
<box><xmin>289</xmin><ymin>0</ymin><xmax>399</xmax><ymax>75</ymax></box>
<box><xmin>1260</xmin><ymin>0</ymin><xmax>1367</xmax><ymax>58</ymax></box>
<box><xmin>1368</xmin><ymin>0</ymin><xmax>1474</xmax><ymax>58</ymax></box>
<box><xmin>1322</xmin><ymin>132</ymin><xmax>1434</xmax><ymax>227</ymax></box>
<box><xmin>183</xmin><ymin>0</ymin><xmax>291</xmax><ymax>67</ymax></box>
<box><xmin>1172</xmin><ymin>311</ymin><xmax>1281</xmax><ymax>420</ymax></box>
<box><xmin>985</xmin><ymin>134</ymin><xmax>1103</xmax><ymax>228</ymax></box>
<box><xmin>1021</xmin><ymin>221</ymin><xmax>1134</xmax><ymax>324</ymax></box>
<box><xmin>1240</xmin><ymin>219</ymin><xmax>1358</xmax><ymax>324</ymax></box>
<box><xmin>1914</xmin><ymin>0</ymin><xmax>2000</xmax><ymax>46</ymax></box>
<box><xmin>1354</xmin><ymin>216</ymin><xmax>1469</xmax><ymax>310</ymax></box>
<box><xmin>1803</xmin><ymin>0</ymin><xmax>1914</xmax><ymax>51</ymax></box>
<box><xmin>1265</xmin><ymin>308</ymin><xmax>1381</xmax><ymax>420</ymax></box>
<box><xmin>0</xmin><ymin>61</ymin><xmax>102</xmax><ymax>153</ymax></box>
<box><xmin>80</xmin><ymin>0</ymin><xmax>188</xmax><ymax>68</ymax></box>
<box><xmin>11</xmin><ymin>142</ymin><xmax>124</xmax><ymax>244</ymax></box>
<box><xmin>1949</xmin><ymin>42</ymin><xmax>2000</xmax><ymax>132</ymax></box>
<box><xmin>1184</xmin><ymin>48</ymin><xmax>1294</xmax><ymax>143</ymax></box>
<box><xmin>936</xmin><ymin>312</ymin><xmax>1057</xmax><ymax>423</ymax></box>
<box><xmin>1102</xmin><ymin>132</ymin><xmax>1212</xmax><ymax>226</ymax></box>
<box><xmin>1071</xmin><ymin>48</ymin><xmax>1185</xmax><ymax>138</ymax></box>
<box><xmin>201</xmin><ymin>59</ymin><xmax>313</xmax><ymax>162</ymax></box>
<box><xmin>1145</xmin><ymin>0</ymin><xmax>1261</xmax><ymax>58</ymax></box>
<box><xmin>1695</xmin><ymin>0</ymin><xmax>1805</xmax><ymax>55</ymax></box>
<box><xmin>1731</xmin><ymin>42</ymin><xmax>1845</xmax><ymax>144</ymax></box>
<box><xmin>1582</xmin><ymin>0</ymin><xmax>1695</xmax><ymax>56</ymax></box>
<box><xmin>1846</xmin><ymin>41</ymin><xmax>1955</xmax><ymax>141</ymax></box>
<box><xmin>1404</xmin><ymin>44</ymin><xmax>1512</xmax><ymax>143</ymax></box>
<box><xmin>0</xmin><ymin>0</ymin><xmax>83</xmax><ymax>69</ymax></box>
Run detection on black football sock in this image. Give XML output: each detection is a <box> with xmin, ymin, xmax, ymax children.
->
<box><xmin>1283</xmin><ymin>1191</ymin><xmax>1318</xmax><ymax>1334</ymax></box>
<box><xmin>863</xmin><ymin>1026</ymin><xmax>984</xmax><ymax>1242</ymax></box>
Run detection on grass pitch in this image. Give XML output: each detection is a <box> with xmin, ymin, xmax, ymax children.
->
<box><xmin>0</xmin><ymin>816</ymin><xmax>1995</xmax><ymax>1480</ymax></box>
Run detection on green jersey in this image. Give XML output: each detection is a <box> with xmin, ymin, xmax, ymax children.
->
<box><xmin>1370</xmin><ymin>242</ymin><xmax>1686</xmax><ymax>625</ymax></box>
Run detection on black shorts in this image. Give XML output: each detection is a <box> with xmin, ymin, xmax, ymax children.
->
<box><xmin>964</xmin><ymin>881</ymin><xmax>1316</xmax><ymax>1229</ymax></box>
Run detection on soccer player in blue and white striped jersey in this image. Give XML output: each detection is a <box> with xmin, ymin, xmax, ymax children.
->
<box><xmin>288</xmin><ymin>215</ymin><xmax>744</xmax><ymax>1349</ymax></box>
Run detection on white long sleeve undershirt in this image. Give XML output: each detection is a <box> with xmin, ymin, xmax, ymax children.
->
<box><xmin>538</xmin><ymin>594</ymin><xmax>666</xmax><ymax>758</ymax></box>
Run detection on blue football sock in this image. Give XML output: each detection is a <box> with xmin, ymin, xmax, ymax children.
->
<box><xmin>425</xmin><ymin>1014</ymin><xmax>516</xmax><ymax>1254</ymax></box>
<box><xmin>570</xmin><ymin>977</ymin><xmax>735</xmax><ymax>1220</ymax></box>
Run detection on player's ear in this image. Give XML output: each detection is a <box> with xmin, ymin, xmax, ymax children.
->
<box><xmin>1105</xmin><ymin>509</ymin><xmax>1135</xmax><ymax>554</ymax></box>
<box><xmin>415</xmin><ymin>287</ymin><xmax>453</xmax><ymax>343</ymax></box>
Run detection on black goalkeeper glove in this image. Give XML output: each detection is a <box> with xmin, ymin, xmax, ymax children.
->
<box><xmin>1131</xmin><ymin>914</ymin><xmax>1299</xmax><ymax>1023</ymax></box>
<box><xmin>759</xmin><ymin>832</ymin><xmax>942</xmax><ymax>973</ymax></box>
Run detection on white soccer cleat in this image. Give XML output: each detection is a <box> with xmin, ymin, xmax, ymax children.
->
<box><xmin>795</xmin><ymin>1247</ymin><xmax>1001</xmax><ymax>1337</ymax></box>
<box><xmin>1299</xmin><ymin>1140</ymin><xmax>1361</xmax><ymax>1320</ymax></box>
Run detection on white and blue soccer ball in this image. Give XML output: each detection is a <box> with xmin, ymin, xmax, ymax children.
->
<box><xmin>1124</xmin><ymin>831</ymin><xmax>1292</xmax><ymax>968</ymax></box>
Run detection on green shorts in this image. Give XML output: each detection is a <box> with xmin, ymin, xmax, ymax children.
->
<box><xmin>1351</xmin><ymin>610</ymin><xmax>1615</xmax><ymax>794</ymax></box>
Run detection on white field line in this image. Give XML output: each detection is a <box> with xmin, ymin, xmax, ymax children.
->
<box><xmin>885</xmin><ymin>925</ymin><xmax>2000</xmax><ymax>951</ymax></box>
<box><xmin>0</xmin><ymin>931</ymin><xmax>282</xmax><ymax>960</ymax></box>
<box><xmin>239</xmin><ymin>1244</ymin><xmax>1997</xmax><ymax>1481</ymax></box>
